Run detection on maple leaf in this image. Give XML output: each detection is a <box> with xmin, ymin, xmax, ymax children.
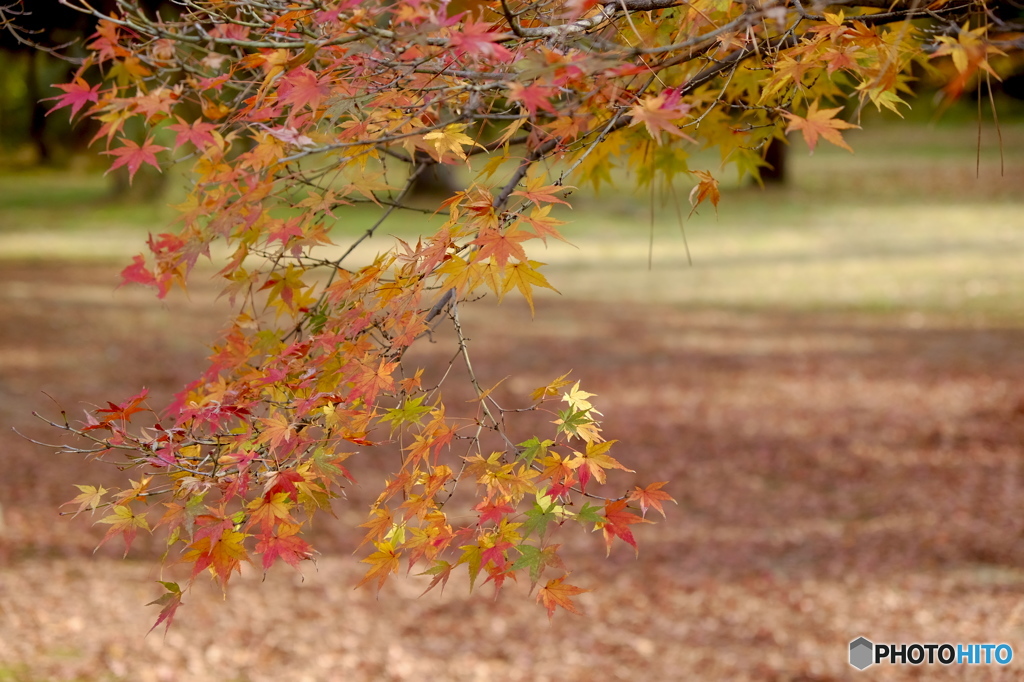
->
<box><xmin>97</xmin><ymin>504</ymin><xmax>151</xmax><ymax>556</ymax></box>
<box><xmin>379</xmin><ymin>395</ymin><xmax>432</xmax><ymax>432</ymax></box>
<box><xmin>351</xmin><ymin>359</ymin><xmax>398</xmax><ymax>405</ymax></box>
<box><xmin>155</xmin><ymin>494</ymin><xmax>207</xmax><ymax>541</ymax></box>
<box><xmin>185</xmin><ymin>525</ymin><xmax>250</xmax><ymax>587</ymax></box>
<box><xmin>94</xmin><ymin>389</ymin><xmax>150</xmax><ymax>425</ymax></box>
<box><xmin>627</xmin><ymin>481</ymin><xmax>676</xmax><ymax>519</ymax></box>
<box><xmin>562</xmin><ymin>382</ymin><xmax>600</xmax><ymax>415</ymax></box>
<box><xmin>357</xmin><ymin>541</ymin><xmax>401</xmax><ymax>591</ymax></box>
<box><xmin>470</xmin><ymin>225</ymin><xmax>532</xmax><ymax>267</ymax></box>
<box><xmin>255</xmin><ymin>523</ymin><xmax>313</xmax><ymax>570</ymax></box>
<box><xmin>358</xmin><ymin>507</ymin><xmax>394</xmax><ymax>549</ymax></box>
<box><xmin>782</xmin><ymin>100</ymin><xmax>859</xmax><ymax>154</ymax></box>
<box><xmin>246</xmin><ymin>492</ymin><xmax>296</xmax><ymax>531</ymax></box>
<box><xmin>553</xmin><ymin>407</ymin><xmax>603</xmax><ymax>443</ymax></box>
<box><xmin>418</xmin><ymin>560</ymin><xmax>457</xmax><ymax>596</ymax></box>
<box><xmin>530</xmin><ymin>372</ymin><xmax>574</xmax><ymax>401</ymax></box>
<box><xmin>262</xmin><ymin>469</ymin><xmax>307</xmax><ymax>502</ymax></box>
<box><xmin>167</xmin><ymin>117</ymin><xmax>217</xmax><ymax>150</ymax></box>
<box><xmin>506</xmin><ymin>82</ymin><xmax>558</xmax><ymax>117</ymax></box>
<box><xmin>629</xmin><ymin>92</ymin><xmax>696</xmax><ymax>145</ymax></box>
<box><xmin>512</xmin><ymin>543</ymin><xmax>565</xmax><ymax>587</ymax></box>
<box><xmin>449</xmin><ymin>19</ymin><xmax>514</xmax><ymax>60</ymax></box>
<box><xmin>599</xmin><ymin>499</ymin><xmax>650</xmax><ymax>556</ymax></box>
<box><xmin>536</xmin><ymin>575</ymin><xmax>590</xmax><ymax>618</ymax></box>
<box><xmin>120</xmin><ymin>255</ymin><xmax>158</xmax><ymax>288</ymax></box>
<box><xmin>45</xmin><ymin>78</ymin><xmax>101</xmax><ymax>120</ymax></box>
<box><xmin>522</xmin><ymin>206</ymin><xmax>569</xmax><ymax>244</ymax></box>
<box><xmin>147</xmin><ymin>581</ymin><xmax>184</xmax><ymax>636</ymax></box>
<box><xmin>501</xmin><ymin>260</ymin><xmax>559</xmax><ymax>316</ymax></box>
<box><xmin>423</xmin><ymin>123</ymin><xmax>483</xmax><ymax>161</ymax></box>
<box><xmin>932</xmin><ymin>23</ymin><xmax>1004</xmax><ymax>80</ymax></box>
<box><xmin>511</xmin><ymin>174</ymin><xmax>573</xmax><ymax>207</ymax></box>
<box><xmin>517</xmin><ymin>437</ymin><xmax>554</xmax><ymax>466</ymax></box>
<box><xmin>474</xmin><ymin>499</ymin><xmax>515</xmax><ymax>526</ymax></box>
<box><xmin>103</xmin><ymin>137</ymin><xmax>167</xmax><ymax>184</ymax></box>
<box><xmin>62</xmin><ymin>484</ymin><xmax>107</xmax><ymax>518</ymax></box>
<box><xmin>568</xmin><ymin>440</ymin><xmax>633</xmax><ymax>492</ymax></box>
<box><xmin>688</xmin><ymin>170</ymin><xmax>720</xmax><ymax>216</ymax></box>
<box><xmin>278</xmin><ymin>65</ymin><xmax>330</xmax><ymax>113</ymax></box>
<box><xmin>256</xmin><ymin>413</ymin><xmax>297</xmax><ymax>452</ymax></box>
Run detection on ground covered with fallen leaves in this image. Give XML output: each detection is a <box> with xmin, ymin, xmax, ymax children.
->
<box><xmin>3</xmin><ymin>256</ymin><xmax>1024</xmax><ymax>681</ymax></box>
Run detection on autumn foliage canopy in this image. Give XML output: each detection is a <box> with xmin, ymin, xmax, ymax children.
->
<box><xmin>36</xmin><ymin>0</ymin><xmax>1019</xmax><ymax>628</ymax></box>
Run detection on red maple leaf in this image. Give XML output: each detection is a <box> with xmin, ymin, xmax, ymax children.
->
<box><xmin>167</xmin><ymin>116</ymin><xmax>217</xmax><ymax>150</ymax></box>
<box><xmin>449</xmin><ymin>20</ymin><xmax>513</xmax><ymax>60</ymax></box>
<box><xmin>45</xmin><ymin>77</ymin><xmax>101</xmax><ymax>119</ymax></box>
<box><xmin>256</xmin><ymin>524</ymin><xmax>313</xmax><ymax>570</ymax></box>
<box><xmin>120</xmin><ymin>254</ymin><xmax>158</xmax><ymax>288</ymax></box>
<box><xmin>474</xmin><ymin>499</ymin><xmax>515</xmax><ymax>526</ymax></box>
<box><xmin>278</xmin><ymin>65</ymin><xmax>331</xmax><ymax>113</ymax></box>
<box><xmin>600</xmin><ymin>499</ymin><xmax>650</xmax><ymax>556</ymax></box>
<box><xmin>507</xmin><ymin>82</ymin><xmax>558</xmax><ymax>117</ymax></box>
<box><xmin>103</xmin><ymin>136</ymin><xmax>167</xmax><ymax>183</ymax></box>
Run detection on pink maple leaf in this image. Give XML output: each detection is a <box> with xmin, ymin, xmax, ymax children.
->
<box><xmin>103</xmin><ymin>137</ymin><xmax>166</xmax><ymax>183</ymax></box>
<box><xmin>45</xmin><ymin>78</ymin><xmax>101</xmax><ymax>120</ymax></box>
<box><xmin>449</xmin><ymin>20</ymin><xmax>513</xmax><ymax>60</ymax></box>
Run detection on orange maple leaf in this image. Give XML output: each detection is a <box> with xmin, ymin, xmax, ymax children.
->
<box><xmin>626</xmin><ymin>481</ymin><xmax>676</xmax><ymax>519</ymax></box>
<box><xmin>567</xmin><ymin>440</ymin><xmax>633</xmax><ymax>491</ymax></box>
<box><xmin>470</xmin><ymin>225</ymin><xmax>532</xmax><ymax>267</ymax></box>
<box><xmin>628</xmin><ymin>92</ymin><xmax>696</xmax><ymax>145</ymax></box>
<box><xmin>536</xmin><ymin>574</ymin><xmax>590</xmax><ymax>618</ymax></box>
<box><xmin>185</xmin><ymin>529</ymin><xmax>249</xmax><ymax>587</ymax></box>
<box><xmin>782</xmin><ymin>100</ymin><xmax>859</xmax><ymax>153</ymax></box>
<box><xmin>688</xmin><ymin>170</ymin><xmax>720</xmax><ymax>216</ymax></box>
<box><xmin>511</xmin><ymin>174</ymin><xmax>573</xmax><ymax>207</ymax></box>
<box><xmin>521</xmin><ymin>205</ymin><xmax>569</xmax><ymax>244</ymax></box>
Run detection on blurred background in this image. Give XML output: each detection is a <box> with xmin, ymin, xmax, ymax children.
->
<box><xmin>3</xmin><ymin>5</ymin><xmax>1024</xmax><ymax>680</ymax></box>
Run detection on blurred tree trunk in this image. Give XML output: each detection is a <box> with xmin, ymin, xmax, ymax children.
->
<box><xmin>409</xmin><ymin>162</ymin><xmax>460</xmax><ymax>199</ymax></box>
<box><xmin>762</xmin><ymin>138</ymin><xmax>788</xmax><ymax>185</ymax></box>
<box><xmin>24</xmin><ymin>51</ymin><xmax>52</xmax><ymax>162</ymax></box>
<box><xmin>109</xmin><ymin>165</ymin><xmax>168</xmax><ymax>202</ymax></box>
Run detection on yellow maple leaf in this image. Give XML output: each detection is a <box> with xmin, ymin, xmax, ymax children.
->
<box><xmin>562</xmin><ymin>381</ymin><xmax>602</xmax><ymax>416</ymax></box>
<box><xmin>500</xmin><ymin>260</ymin><xmax>559</xmax><ymax>315</ymax></box>
<box><xmin>423</xmin><ymin>123</ymin><xmax>483</xmax><ymax>161</ymax></box>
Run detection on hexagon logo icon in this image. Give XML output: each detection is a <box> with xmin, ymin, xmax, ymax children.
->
<box><xmin>850</xmin><ymin>637</ymin><xmax>874</xmax><ymax>670</ymax></box>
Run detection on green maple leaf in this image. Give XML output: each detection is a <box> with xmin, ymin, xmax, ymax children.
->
<box><xmin>511</xmin><ymin>542</ymin><xmax>565</xmax><ymax>587</ymax></box>
<box><xmin>517</xmin><ymin>437</ymin><xmax>554</xmax><ymax>466</ymax></box>
<box><xmin>379</xmin><ymin>395</ymin><xmax>432</xmax><ymax>431</ymax></box>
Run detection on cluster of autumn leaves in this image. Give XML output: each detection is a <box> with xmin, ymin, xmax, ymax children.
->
<box><xmin>43</xmin><ymin>0</ymin><xmax>1010</xmax><ymax>627</ymax></box>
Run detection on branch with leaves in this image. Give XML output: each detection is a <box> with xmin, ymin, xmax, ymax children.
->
<box><xmin>37</xmin><ymin>0</ymin><xmax>1016</xmax><ymax>628</ymax></box>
